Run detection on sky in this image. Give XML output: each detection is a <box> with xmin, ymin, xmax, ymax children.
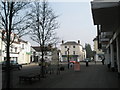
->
<box><xmin>22</xmin><ymin>0</ymin><xmax>97</xmax><ymax>50</ymax></box>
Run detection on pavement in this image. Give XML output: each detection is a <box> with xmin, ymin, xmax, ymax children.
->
<box><xmin>15</xmin><ymin>61</ymin><xmax>120</xmax><ymax>88</ymax></box>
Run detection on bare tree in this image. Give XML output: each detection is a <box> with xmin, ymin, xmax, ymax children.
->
<box><xmin>0</xmin><ymin>1</ymin><xmax>31</xmax><ymax>88</ymax></box>
<box><xmin>30</xmin><ymin>1</ymin><xmax>59</xmax><ymax>77</ymax></box>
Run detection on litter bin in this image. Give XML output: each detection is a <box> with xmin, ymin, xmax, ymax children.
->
<box><xmin>74</xmin><ymin>62</ymin><xmax>80</xmax><ymax>71</ymax></box>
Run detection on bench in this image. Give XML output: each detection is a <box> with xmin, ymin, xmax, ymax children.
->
<box><xmin>19</xmin><ymin>73</ymin><xmax>41</xmax><ymax>84</ymax></box>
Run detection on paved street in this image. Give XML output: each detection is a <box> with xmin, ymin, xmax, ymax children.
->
<box><xmin>5</xmin><ymin>62</ymin><xmax>119</xmax><ymax>88</ymax></box>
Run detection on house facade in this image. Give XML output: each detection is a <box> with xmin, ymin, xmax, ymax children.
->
<box><xmin>93</xmin><ymin>37</ymin><xmax>104</xmax><ymax>61</ymax></box>
<box><xmin>0</xmin><ymin>30</ymin><xmax>31</xmax><ymax>64</ymax></box>
<box><xmin>60</xmin><ymin>40</ymin><xmax>86</xmax><ymax>62</ymax></box>
<box><xmin>31</xmin><ymin>46</ymin><xmax>53</xmax><ymax>63</ymax></box>
<box><xmin>31</xmin><ymin>46</ymin><xmax>60</xmax><ymax>65</ymax></box>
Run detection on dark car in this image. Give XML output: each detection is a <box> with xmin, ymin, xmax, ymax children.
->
<box><xmin>84</xmin><ymin>58</ymin><xmax>91</xmax><ymax>62</ymax></box>
<box><xmin>2</xmin><ymin>60</ymin><xmax>22</xmax><ymax>71</ymax></box>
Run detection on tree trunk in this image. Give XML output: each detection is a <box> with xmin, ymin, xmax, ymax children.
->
<box><xmin>6</xmin><ymin>40</ymin><xmax>11</xmax><ymax>88</ymax></box>
<box><xmin>3</xmin><ymin>32</ymin><xmax>11</xmax><ymax>89</ymax></box>
<box><xmin>41</xmin><ymin>45</ymin><xmax>45</xmax><ymax>78</ymax></box>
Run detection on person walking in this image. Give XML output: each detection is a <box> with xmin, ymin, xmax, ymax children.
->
<box><xmin>102</xmin><ymin>57</ymin><xmax>105</xmax><ymax>65</ymax></box>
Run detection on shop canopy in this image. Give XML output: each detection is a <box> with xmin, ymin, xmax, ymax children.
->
<box><xmin>91</xmin><ymin>1</ymin><xmax>120</xmax><ymax>25</ymax></box>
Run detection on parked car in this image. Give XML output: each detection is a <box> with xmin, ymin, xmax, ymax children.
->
<box><xmin>2</xmin><ymin>60</ymin><xmax>22</xmax><ymax>71</ymax></box>
<box><xmin>84</xmin><ymin>58</ymin><xmax>91</xmax><ymax>62</ymax></box>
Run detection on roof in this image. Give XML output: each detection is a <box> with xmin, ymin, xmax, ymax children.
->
<box><xmin>31</xmin><ymin>46</ymin><xmax>53</xmax><ymax>52</ymax></box>
<box><xmin>93</xmin><ymin>36</ymin><xmax>98</xmax><ymax>41</ymax></box>
<box><xmin>19</xmin><ymin>39</ymin><xmax>28</xmax><ymax>43</ymax></box>
<box><xmin>61</xmin><ymin>41</ymin><xmax>80</xmax><ymax>45</ymax></box>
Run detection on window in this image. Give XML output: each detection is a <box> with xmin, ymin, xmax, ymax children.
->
<box><xmin>73</xmin><ymin>51</ymin><xmax>75</xmax><ymax>55</ymax></box>
<box><xmin>65</xmin><ymin>46</ymin><xmax>67</xmax><ymax>48</ymax></box>
<box><xmin>65</xmin><ymin>51</ymin><xmax>67</xmax><ymax>55</ymax></box>
<box><xmin>15</xmin><ymin>47</ymin><xmax>17</xmax><ymax>52</ymax></box>
<box><xmin>10</xmin><ymin>45</ymin><xmax>13</xmax><ymax>52</ymax></box>
<box><xmin>73</xmin><ymin>46</ymin><xmax>75</xmax><ymax>48</ymax></box>
<box><xmin>22</xmin><ymin>44</ymin><xmax>24</xmax><ymax>49</ymax></box>
<box><xmin>45</xmin><ymin>52</ymin><xmax>47</xmax><ymax>55</ymax></box>
<box><xmin>0</xmin><ymin>50</ymin><xmax>1</xmax><ymax>56</ymax></box>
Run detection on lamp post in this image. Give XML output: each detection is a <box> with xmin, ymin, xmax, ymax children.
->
<box><xmin>57</xmin><ymin>50</ymin><xmax>60</xmax><ymax>74</ymax></box>
<box><xmin>67</xmin><ymin>48</ymin><xmax>70</xmax><ymax>69</ymax></box>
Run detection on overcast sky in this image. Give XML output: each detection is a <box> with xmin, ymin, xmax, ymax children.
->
<box><xmin>22</xmin><ymin>0</ymin><xmax>97</xmax><ymax>50</ymax></box>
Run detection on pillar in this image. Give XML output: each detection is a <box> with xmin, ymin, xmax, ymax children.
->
<box><xmin>105</xmin><ymin>47</ymin><xmax>111</xmax><ymax>68</ymax></box>
<box><xmin>116</xmin><ymin>36</ymin><xmax>120</xmax><ymax>77</ymax></box>
<box><xmin>110</xmin><ymin>43</ymin><xmax>115</xmax><ymax>71</ymax></box>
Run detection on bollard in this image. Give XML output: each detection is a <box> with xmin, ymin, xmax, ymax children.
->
<box><xmin>86</xmin><ymin>60</ymin><xmax>89</xmax><ymax>67</ymax></box>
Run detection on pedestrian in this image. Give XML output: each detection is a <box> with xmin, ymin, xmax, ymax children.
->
<box><xmin>102</xmin><ymin>57</ymin><xmax>105</xmax><ymax>65</ymax></box>
<box><xmin>95</xmin><ymin>60</ymin><xmax>96</xmax><ymax>64</ymax></box>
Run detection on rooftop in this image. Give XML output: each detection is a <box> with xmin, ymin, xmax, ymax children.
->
<box><xmin>61</xmin><ymin>41</ymin><xmax>80</xmax><ymax>45</ymax></box>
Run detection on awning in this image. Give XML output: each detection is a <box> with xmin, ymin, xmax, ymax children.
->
<box><xmin>91</xmin><ymin>1</ymin><xmax>120</xmax><ymax>25</ymax></box>
<box><xmin>62</xmin><ymin>55</ymin><xmax>78</xmax><ymax>57</ymax></box>
<box><xmin>91</xmin><ymin>1</ymin><xmax>119</xmax><ymax>9</ymax></box>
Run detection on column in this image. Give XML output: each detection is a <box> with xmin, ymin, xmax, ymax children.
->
<box><xmin>116</xmin><ymin>36</ymin><xmax>120</xmax><ymax>77</ymax></box>
<box><xmin>110</xmin><ymin>43</ymin><xmax>115</xmax><ymax>71</ymax></box>
<box><xmin>105</xmin><ymin>47</ymin><xmax>111</xmax><ymax>68</ymax></box>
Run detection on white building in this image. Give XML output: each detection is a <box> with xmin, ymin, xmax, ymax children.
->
<box><xmin>18</xmin><ymin>39</ymin><xmax>31</xmax><ymax>64</ymax></box>
<box><xmin>60</xmin><ymin>40</ymin><xmax>86</xmax><ymax>62</ymax></box>
<box><xmin>31</xmin><ymin>46</ymin><xmax>52</xmax><ymax>63</ymax></box>
<box><xmin>93</xmin><ymin>37</ymin><xmax>104</xmax><ymax>61</ymax></box>
<box><xmin>31</xmin><ymin>46</ymin><xmax>60</xmax><ymax>65</ymax></box>
<box><xmin>0</xmin><ymin>30</ymin><xmax>31</xmax><ymax>64</ymax></box>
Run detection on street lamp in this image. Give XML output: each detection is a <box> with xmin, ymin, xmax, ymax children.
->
<box><xmin>67</xmin><ymin>48</ymin><xmax>70</xmax><ymax>69</ymax></box>
<box><xmin>57</xmin><ymin>50</ymin><xmax>60</xmax><ymax>74</ymax></box>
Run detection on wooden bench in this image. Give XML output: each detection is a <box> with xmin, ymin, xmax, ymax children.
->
<box><xmin>19</xmin><ymin>73</ymin><xmax>41</xmax><ymax>84</ymax></box>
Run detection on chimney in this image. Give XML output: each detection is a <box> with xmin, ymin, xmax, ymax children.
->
<box><xmin>78</xmin><ymin>40</ymin><xmax>80</xmax><ymax>44</ymax></box>
<box><xmin>62</xmin><ymin>40</ymin><xmax>64</xmax><ymax>44</ymax></box>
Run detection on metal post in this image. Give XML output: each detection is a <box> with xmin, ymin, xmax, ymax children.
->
<box><xmin>67</xmin><ymin>48</ymin><xmax>69</xmax><ymax>69</ymax></box>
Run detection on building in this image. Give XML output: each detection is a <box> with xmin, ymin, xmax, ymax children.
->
<box><xmin>0</xmin><ymin>30</ymin><xmax>3</xmax><ymax>63</ymax></box>
<box><xmin>18</xmin><ymin>39</ymin><xmax>31</xmax><ymax>64</ymax></box>
<box><xmin>60</xmin><ymin>40</ymin><xmax>86</xmax><ymax>62</ymax></box>
<box><xmin>93</xmin><ymin>36</ymin><xmax>104</xmax><ymax>61</ymax></box>
<box><xmin>31</xmin><ymin>46</ymin><xmax>53</xmax><ymax>63</ymax></box>
<box><xmin>31</xmin><ymin>46</ymin><xmax>60</xmax><ymax>65</ymax></box>
<box><xmin>0</xmin><ymin>30</ymin><xmax>31</xmax><ymax>64</ymax></box>
<box><xmin>91</xmin><ymin>0</ymin><xmax>120</xmax><ymax>76</ymax></box>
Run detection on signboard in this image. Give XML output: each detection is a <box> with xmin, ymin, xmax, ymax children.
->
<box><xmin>74</xmin><ymin>62</ymin><xmax>80</xmax><ymax>71</ymax></box>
